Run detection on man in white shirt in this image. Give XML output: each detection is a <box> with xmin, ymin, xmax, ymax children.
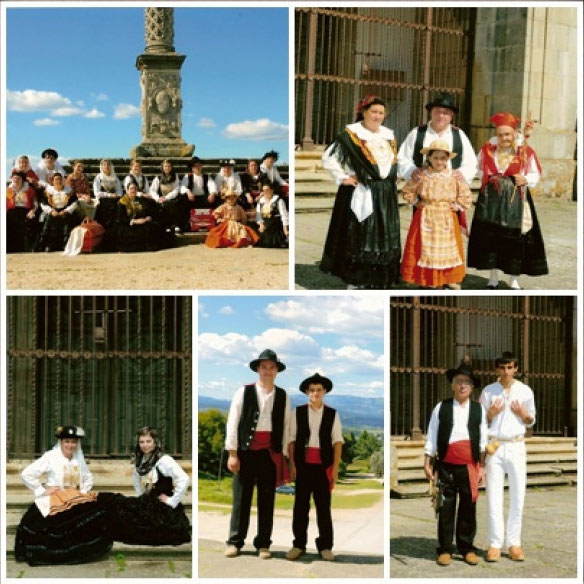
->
<box><xmin>224</xmin><ymin>349</ymin><xmax>291</xmax><ymax>560</ymax></box>
<box><xmin>424</xmin><ymin>362</ymin><xmax>487</xmax><ymax>566</ymax></box>
<box><xmin>480</xmin><ymin>351</ymin><xmax>536</xmax><ymax>562</ymax></box>
<box><xmin>286</xmin><ymin>373</ymin><xmax>343</xmax><ymax>562</ymax></box>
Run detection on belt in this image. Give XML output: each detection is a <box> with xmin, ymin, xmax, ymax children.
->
<box><xmin>488</xmin><ymin>435</ymin><xmax>524</xmax><ymax>442</ymax></box>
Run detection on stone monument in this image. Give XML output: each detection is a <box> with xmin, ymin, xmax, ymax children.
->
<box><xmin>131</xmin><ymin>7</ymin><xmax>194</xmax><ymax>158</ymax></box>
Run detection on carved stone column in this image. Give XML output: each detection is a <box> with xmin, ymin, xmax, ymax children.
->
<box><xmin>131</xmin><ymin>8</ymin><xmax>194</xmax><ymax>158</ymax></box>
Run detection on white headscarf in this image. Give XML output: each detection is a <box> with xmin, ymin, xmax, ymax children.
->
<box><xmin>52</xmin><ymin>438</ymin><xmax>90</xmax><ymax>478</ymax></box>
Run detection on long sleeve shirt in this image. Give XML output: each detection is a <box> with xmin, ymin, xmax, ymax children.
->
<box><xmin>260</xmin><ymin>164</ymin><xmax>287</xmax><ymax>186</ymax></box>
<box><xmin>149</xmin><ymin>176</ymin><xmax>180</xmax><ymax>201</ymax></box>
<box><xmin>214</xmin><ymin>172</ymin><xmax>243</xmax><ymax>196</ymax></box>
<box><xmin>180</xmin><ymin>173</ymin><xmax>218</xmax><ymax>196</ymax></box>
<box><xmin>288</xmin><ymin>405</ymin><xmax>344</xmax><ymax>447</ymax></box>
<box><xmin>225</xmin><ymin>382</ymin><xmax>291</xmax><ymax>453</ymax></box>
<box><xmin>256</xmin><ymin>195</ymin><xmax>289</xmax><ymax>226</ymax></box>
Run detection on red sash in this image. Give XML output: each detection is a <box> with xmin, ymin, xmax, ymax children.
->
<box><xmin>480</xmin><ymin>142</ymin><xmax>542</xmax><ymax>189</ymax></box>
<box><xmin>249</xmin><ymin>430</ymin><xmax>289</xmax><ymax>487</ymax></box>
<box><xmin>443</xmin><ymin>439</ymin><xmax>480</xmax><ymax>503</ymax></box>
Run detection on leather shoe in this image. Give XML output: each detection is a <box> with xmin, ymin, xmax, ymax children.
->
<box><xmin>487</xmin><ymin>284</ymin><xmax>499</xmax><ymax>290</ymax></box>
<box><xmin>436</xmin><ymin>553</ymin><xmax>451</xmax><ymax>566</ymax></box>
<box><xmin>464</xmin><ymin>551</ymin><xmax>479</xmax><ymax>565</ymax></box>
<box><xmin>320</xmin><ymin>549</ymin><xmax>335</xmax><ymax>561</ymax></box>
<box><xmin>258</xmin><ymin>547</ymin><xmax>271</xmax><ymax>559</ymax></box>
<box><xmin>286</xmin><ymin>547</ymin><xmax>304</xmax><ymax>560</ymax></box>
<box><xmin>224</xmin><ymin>545</ymin><xmax>239</xmax><ymax>558</ymax></box>
<box><xmin>486</xmin><ymin>547</ymin><xmax>501</xmax><ymax>562</ymax></box>
<box><xmin>508</xmin><ymin>546</ymin><xmax>525</xmax><ymax>561</ymax></box>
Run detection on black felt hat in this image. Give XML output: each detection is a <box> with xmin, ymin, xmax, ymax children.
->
<box><xmin>55</xmin><ymin>425</ymin><xmax>85</xmax><ymax>439</ymax></box>
<box><xmin>261</xmin><ymin>150</ymin><xmax>279</xmax><ymax>162</ymax></box>
<box><xmin>219</xmin><ymin>159</ymin><xmax>235</xmax><ymax>167</ymax></box>
<box><xmin>425</xmin><ymin>92</ymin><xmax>459</xmax><ymax>114</ymax></box>
<box><xmin>249</xmin><ymin>349</ymin><xmax>286</xmax><ymax>372</ymax></box>
<box><xmin>41</xmin><ymin>148</ymin><xmax>59</xmax><ymax>159</ymax></box>
<box><xmin>299</xmin><ymin>372</ymin><xmax>333</xmax><ymax>394</ymax></box>
<box><xmin>190</xmin><ymin>156</ymin><xmax>203</xmax><ymax>166</ymax></box>
<box><xmin>445</xmin><ymin>362</ymin><xmax>480</xmax><ymax>388</ymax></box>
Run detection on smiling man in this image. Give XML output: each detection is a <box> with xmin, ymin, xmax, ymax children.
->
<box><xmin>423</xmin><ymin>362</ymin><xmax>487</xmax><ymax>566</ymax></box>
<box><xmin>224</xmin><ymin>349</ymin><xmax>291</xmax><ymax>560</ymax></box>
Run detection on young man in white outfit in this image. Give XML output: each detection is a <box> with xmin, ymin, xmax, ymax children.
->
<box><xmin>479</xmin><ymin>351</ymin><xmax>536</xmax><ymax>562</ymax></box>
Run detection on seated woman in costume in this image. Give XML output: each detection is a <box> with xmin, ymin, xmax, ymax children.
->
<box><xmin>150</xmin><ymin>159</ymin><xmax>184</xmax><ymax>233</ymax></box>
<box><xmin>205</xmin><ymin>188</ymin><xmax>259</xmax><ymax>248</ymax></box>
<box><xmin>180</xmin><ymin>156</ymin><xmax>219</xmax><ymax>231</ymax></box>
<box><xmin>62</xmin><ymin>190</ymin><xmax>104</xmax><ymax>256</ymax></box>
<box><xmin>35</xmin><ymin>148</ymin><xmax>66</xmax><ymax>188</ymax></box>
<box><xmin>116</xmin><ymin>182</ymin><xmax>164</xmax><ymax>252</ymax></box>
<box><xmin>123</xmin><ymin>159</ymin><xmax>151</xmax><ymax>198</ymax></box>
<box><xmin>15</xmin><ymin>425</ymin><xmax>112</xmax><ymax>566</ymax></box>
<box><xmin>400</xmin><ymin>139</ymin><xmax>472</xmax><ymax>289</ymax></box>
<box><xmin>100</xmin><ymin>427</ymin><xmax>191</xmax><ymax>546</ymax></box>
<box><xmin>260</xmin><ymin>150</ymin><xmax>289</xmax><ymax>204</ymax></box>
<box><xmin>93</xmin><ymin>159</ymin><xmax>123</xmax><ymax>250</ymax></box>
<box><xmin>255</xmin><ymin>182</ymin><xmax>289</xmax><ymax>248</ymax></box>
<box><xmin>239</xmin><ymin>159</ymin><xmax>267</xmax><ymax>223</ymax></box>
<box><xmin>12</xmin><ymin>154</ymin><xmax>40</xmax><ymax>188</ymax></box>
<box><xmin>66</xmin><ymin>160</ymin><xmax>91</xmax><ymax>200</ymax></box>
<box><xmin>6</xmin><ymin>170</ymin><xmax>38</xmax><ymax>253</ymax></box>
<box><xmin>38</xmin><ymin>172</ymin><xmax>76</xmax><ymax>252</ymax></box>
<box><xmin>214</xmin><ymin>159</ymin><xmax>243</xmax><ymax>201</ymax></box>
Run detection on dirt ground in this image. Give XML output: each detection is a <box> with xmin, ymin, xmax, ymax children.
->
<box><xmin>5</xmin><ymin>241</ymin><xmax>289</xmax><ymax>290</ymax></box>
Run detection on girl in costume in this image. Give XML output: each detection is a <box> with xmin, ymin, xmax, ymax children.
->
<box><xmin>256</xmin><ymin>182</ymin><xmax>289</xmax><ymax>248</ymax></box>
<box><xmin>93</xmin><ymin>159</ymin><xmax>123</xmax><ymax>250</ymax></box>
<box><xmin>37</xmin><ymin>172</ymin><xmax>76</xmax><ymax>252</ymax></box>
<box><xmin>6</xmin><ymin>170</ymin><xmax>38</xmax><ymax>252</ymax></box>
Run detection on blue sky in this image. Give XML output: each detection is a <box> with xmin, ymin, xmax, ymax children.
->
<box><xmin>198</xmin><ymin>296</ymin><xmax>385</xmax><ymax>400</ymax></box>
<box><xmin>5</xmin><ymin>6</ymin><xmax>289</xmax><ymax>172</ymax></box>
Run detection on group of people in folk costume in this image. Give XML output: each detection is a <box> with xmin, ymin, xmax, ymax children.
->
<box><xmin>15</xmin><ymin>425</ymin><xmax>190</xmax><ymax>566</ymax></box>
<box><xmin>6</xmin><ymin>150</ymin><xmax>289</xmax><ymax>255</ymax></box>
<box><xmin>321</xmin><ymin>93</ymin><xmax>548</xmax><ymax>290</ymax></box>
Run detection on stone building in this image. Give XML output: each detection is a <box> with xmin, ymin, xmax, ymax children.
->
<box><xmin>295</xmin><ymin>6</ymin><xmax>577</xmax><ymax>199</ymax></box>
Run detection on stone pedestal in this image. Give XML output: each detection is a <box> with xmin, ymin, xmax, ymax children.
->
<box><xmin>131</xmin><ymin>8</ymin><xmax>194</xmax><ymax>159</ymax></box>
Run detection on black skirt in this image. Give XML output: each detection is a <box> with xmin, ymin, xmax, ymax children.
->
<box><xmin>98</xmin><ymin>491</ymin><xmax>191</xmax><ymax>546</ymax></box>
<box><xmin>6</xmin><ymin>208</ymin><xmax>38</xmax><ymax>253</ymax></box>
<box><xmin>320</xmin><ymin>179</ymin><xmax>401</xmax><ymax>288</ymax></box>
<box><xmin>256</xmin><ymin>217</ymin><xmax>288</xmax><ymax>248</ymax></box>
<box><xmin>467</xmin><ymin>184</ymin><xmax>548</xmax><ymax>276</ymax></box>
<box><xmin>14</xmin><ymin>501</ymin><xmax>112</xmax><ymax>566</ymax></box>
<box><xmin>37</xmin><ymin>213</ymin><xmax>73</xmax><ymax>252</ymax></box>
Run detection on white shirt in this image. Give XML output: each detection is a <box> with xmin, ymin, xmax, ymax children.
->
<box><xmin>256</xmin><ymin>194</ymin><xmax>289</xmax><ymax>226</ymax></box>
<box><xmin>149</xmin><ymin>176</ymin><xmax>180</xmax><ymax>201</ymax></box>
<box><xmin>123</xmin><ymin>173</ymin><xmax>150</xmax><ymax>195</ymax></box>
<box><xmin>477</xmin><ymin>136</ymin><xmax>540</xmax><ymax>189</ymax></box>
<box><xmin>225</xmin><ymin>381</ymin><xmax>291</xmax><ymax>453</ymax></box>
<box><xmin>41</xmin><ymin>185</ymin><xmax>75</xmax><ymax>216</ymax></box>
<box><xmin>180</xmin><ymin>173</ymin><xmax>218</xmax><ymax>196</ymax></box>
<box><xmin>288</xmin><ymin>405</ymin><xmax>344</xmax><ymax>448</ymax></box>
<box><xmin>214</xmin><ymin>172</ymin><xmax>243</xmax><ymax>196</ymax></box>
<box><xmin>131</xmin><ymin>454</ymin><xmax>190</xmax><ymax>509</ymax></box>
<box><xmin>260</xmin><ymin>164</ymin><xmax>287</xmax><ymax>186</ymax></box>
<box><xmin>93</xmin><ymin>173</ymin><xmax>123</xmax><ymax>198</ymax></box>
<box><xmin>322</xmin><ymin>122</ymin><xmax>395</xmax><ymax>184</ymax></box>
<box><xmin>35</xmin><ymin>160</ymin><xmax>66</xmax><ymax>187</ymax></box>
<box><xmin>479</xmin><ymin>379</ymin><xmax>536</xmax><ymax>439</ymax></box>
<box><xmin>398</xmin><ymin>122</ymin><xmax>477</xmax><ymax>184</ymax></box>
<box><xmin>424</xmin><ymin>399</ymin><xmax>488</xmax><ymax>457</ymax></box>
<box><xmin>21</xmin><ymin>448</ymin><xmax>93</xmax><ymax>497</ymax></box>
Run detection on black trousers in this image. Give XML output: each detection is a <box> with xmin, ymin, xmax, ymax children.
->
<box><xmin>437</xmin><ymin>462</ymin><xmax>476</xmax><ymax>555</ymax></box>
<box><xmin>227</xmin><ymin>449</ymin><xmax>276</xmax><ymax>550</ymax></box>
<box><xmin>292</xmin><ymin>463</ymin><xmax>333</xmax><ymax>551</ymax></box>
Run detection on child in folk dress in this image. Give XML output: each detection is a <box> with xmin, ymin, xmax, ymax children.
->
<box><xmin>400</xmin><ymin>139</ymin><xmax>472</xmax><ymax>289</ymax></box>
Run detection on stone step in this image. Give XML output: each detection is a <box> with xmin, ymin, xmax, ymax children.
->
<box><xmin>4</xmin><ymin>534</ymin><xmax>192</xmax><ymax>558</ymax></box>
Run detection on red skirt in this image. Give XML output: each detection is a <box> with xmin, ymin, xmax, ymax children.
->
<box><xmin>204</xmin><ymin>220</ymin><xmax>259</xmax><ymax>248</ymax></box>
<box><xmin>400</xmin><ymin>208</ymin><xmax>466</xmax><ymax>288</ymax></box>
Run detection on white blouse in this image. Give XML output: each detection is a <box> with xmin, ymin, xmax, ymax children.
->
<box><xmin>256</xmin><ymin>194</ymin><xmax>289</xmax><ymax>226</ymax></box>
<box><xmin>21</xmin><ymin>448</ymin><xmax>93</xmax><ymax>497</ymax></box>
<box><xmin>214</xmin><ymin>172</ymin><xmax>243</xmax><ymax>196</ymax></box>
<box><xmin>131</xmin><ymin>454</ymin><xmax>190</xmax><ymax>509</ymax></box>
<box><xmin>149</xmin><ymin>176</ymin><xmax>180</xmax><ymax>201</ymax></box>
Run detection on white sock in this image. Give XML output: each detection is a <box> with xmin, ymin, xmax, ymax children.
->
<box><xmin>488</xmin><ymin>270</ymin><xmax>499</xmax><ymax>287</ymax></box>
<box><xmin>509</xmin><ymin>276</ymin><xmax>521</xmax><ymax>289</ymax></box>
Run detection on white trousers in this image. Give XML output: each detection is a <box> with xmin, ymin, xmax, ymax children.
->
<box><xmin>485</xmin><ymin>441</ymin><xmax>526</xmax><ymax>548</ymax></box>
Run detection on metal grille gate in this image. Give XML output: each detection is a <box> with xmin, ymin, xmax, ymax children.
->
<box><xmin>295</xmin><ymin>7</ymin><xmax>475</xmax><ymax>149</ymax></box>
<box><xmin>390</xmin><ymin>297</ymin><xmax>574</xmax><ymax>438</ymax></box>
<box><xmin>7</xmin><ymin>296</ymin><xmax>192</xmax><ymax>459</ymax></box>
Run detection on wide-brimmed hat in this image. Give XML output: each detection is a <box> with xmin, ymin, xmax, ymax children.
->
<box><xmin>221</xmin><ymin>188</ymin><xmax>239</xmax><ymax>200</ymax></box>
<box><xmin>249</xmin><ymin>349</ymin><xmax>286</xmax><ymax>372</ymax></box>
<box><xmin>425</xmin><ymin>92</ymin><xmax>459</xmax><ymax>114</ymax></box>
<box><xmin>41</xmin><ymin>148</ymin><xmax>59</xmax><ymax>159</ymax></box>
<box><xmin>299</xmin><ymin>373</ymin><xmax>333</xmax><ymax>394</ymax></box>
<box><xmin>55</xmin><ymin>425</ymin><xmax>85</xmax><ymax>439</ymax></box>
<box><xmin>445</xmin><ymin>362</ymin><xmax>480</xmax><ymax>388</ymax></box>
<box><xmin>190</xmin><ymin>156</ymin><xmax>203</xmax><ymax>166</ymax></box>
<box><xmin>420</xmin><ymin>139</ymin><xmax>457</xmax><ymax>159</ymax></box>
<box><xmin>261</xmin><ymin>150</ymin><xmax>279</xmax><ymax>162</ymax></box>
<box><xmin>219</xmin><ymin>159</ymin><xmax>235</xmax><ymax>167</ymax></box>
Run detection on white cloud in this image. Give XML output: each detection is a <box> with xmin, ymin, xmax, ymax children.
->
<box><xmin>322</xmin><ymin>345</ymin><xmax>384</xmax><ymax>370</ymax></box>
<box><xmin>198</xmin><ymin>302</ymin><xmax>209</xmax><ymax>319</ymax></box>
<box><xmin>223</xmin><ymin>118</ymin><xmax>288</xmax><ymax>142</ymax></box>
<box><xmin>198</xmin><ymin>332</ymin><xmax>251</xmax><ymax>361</ymax></box>
<box><xmin>84</xmin><ymin>108</ymin><xmax>106</xmax><ymax>119</ymax></box>
<box><xmin>197</xmin><ymin>117</ymin><xmax>216</xmax><ymax>128</ymax></box>
<box><xmin>113</xmin><ymin>103</ymin><xmax>141</xmax><ymax>119</ymax></box>
<box><xmin>218</xmin><ymin>306</ymin><xmax>235</xmax><ymax>315</ymax></box>
<box><xmin>7</xmin><ymin>89</ymin><xmax>71</xmax><ymax>112</ymax></box>
<box><xmin>51</xmin><ymin>106</ymin><xmax>85</xmax><ymax>117</ymax></box>
<box><xmin>94</xmin><ymin>93</ymin><xmax>109</xmax><ymax>101</ymax></box>
<box><xmin>33</xmin><ymin>118</ymin><xmax>60</xmax><ymax>127</ymax></box>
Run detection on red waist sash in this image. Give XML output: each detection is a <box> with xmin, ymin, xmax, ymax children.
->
<box><xmin>249</xmin><ymin>430</ymin><xmax>289</xmax><ymax>487</ymax></box>
<box><xmin>443</xmin><ymin>439</ymin><xmax>480</xmax><ymax>503</ymax></box>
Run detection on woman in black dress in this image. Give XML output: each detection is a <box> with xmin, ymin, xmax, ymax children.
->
<box><xmin>320</xmin><ymin>96</ymin><xmax>401</xmax><ymax>289</ymax></box>
<box><xmin>15</xmin><ymin>426</ymin><xmax>112</xmax><ymax>565</ymax></box>
<box><xmin>256</xmin><ymin>182</ymin><xmax>289</xmax><ymax>248</ymax></box>
<box><xmin>101</xmin><ymin>427</ymin><xmax>191</xmax><ymax>546</ymax></box>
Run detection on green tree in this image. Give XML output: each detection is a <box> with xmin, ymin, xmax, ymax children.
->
<box><xmin>369</xmin><ymin>448</ymin><xmax>384</xmax><ymax>478</ymax></box>
<box><xmin>341</xmin><ymin>431</ymin><xmax>356</xmax><ymax>465</ymax></box>
<box><xmin>355</xmin><ymin>430</ymin><xmax>381</xmax><ymax>460</ymax></box>
<box><xmin>198</xmin><ymin>409</ymin><xmax>227</xmax><ymax>475</ymax></box>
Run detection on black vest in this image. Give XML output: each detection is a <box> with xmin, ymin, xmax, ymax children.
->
<box><xmin>294</xmin><ymin>404</ymin><xmax>335</xmax><ymax>468</ymax></box>
<box><xmin>187</xmin><ymin>172</ymin><xmax>210</xmax><ymax>195</ymax></box>
<box><xmin>413</xmin><ymin>124</ymin><xmax>462</xmax><ymax>169</ymax></box>
<box><xmin>237</xmin><ymin>383</ymin><xmax>286</xmax><ymax>453</ymax></box>
<box><xmin>151</xmin><ymin>467</ymin><xmax>174</xmax><ymax>498</ymax></box>
<box><xmin>437</xmin><ymin>398</ymin><xmax>481</xmax><ymax>463</ymax></box>
<box><xmin>127</xmin><ymin>174</ymin><xmax>147</xmax><ymax>192</ymax></box>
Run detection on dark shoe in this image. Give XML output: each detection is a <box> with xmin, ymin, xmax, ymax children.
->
<box><xmin>486</xmin><ymin>283</ymin><xmax>499</xmax><ymax>290</ymax></box>
<box><xmin>508</xmin><ymin>546</ymin><xmax>525</xmax><ymax>561</ymax></box>
<box><xmin>486</xmin><ymin>547</ymin><xmax>501</xmax><ymax>562</ymax></box>
<box><xmin>464</xmin><ymin>551</ymin><xmax>479</xmax><ymax>565</ymax></box>
<box><xmin>436</xmin><ymin>553</ymin><xmax>451</xmax><ymax>566</ymax></box>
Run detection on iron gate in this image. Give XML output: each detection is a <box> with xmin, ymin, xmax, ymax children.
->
<box><xmin>390</xmin><ymin>297</ymin><xmax>574</xmax><ymax>438</ymax></box>
<box><xmin>295</xmin><ymin>7</ymin><xmax>475</xmax><ymax>149</ymax></box>
<box><xmin>7</xmin><ymin>296</ymin><xmax>192</xmax><ymax>459</ymax></box>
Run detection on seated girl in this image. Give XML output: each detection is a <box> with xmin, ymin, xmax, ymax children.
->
<box><xmin>255</xmin><ymin>182</ymin><xmax>289</xmax><ymax>248</ymax></box>
<box><xmin>123</xmin><ymin>159</ymin><xmax>151</xmax><ymax>198</ymax></box>
<box><xmin>6</xmin><ymin>170</ymin><xmax>38</xmax><ymax>253</ymax></box>
<box><xmin>63</xmin><ymin>192</ymin><xmax>103</xmax><ymax>256</ymax></box>
<box><xmin>205</xmin><ymin>188</ymin><xmax>259</xmax><ymax>248</ymax></box>
<box><xmin>37</xmin><ymin>173</ymin><xmax>76</xmax><ymax>252</ymax></box>
<box><xmin>150</xmin><ymin>159</ymin><xmax>184</xmax><ymax>233</ymax></box>
<box><xmin>93</xmin><ymin>159</ymin><xmax>123</xmax><ymax>250</ymax></box>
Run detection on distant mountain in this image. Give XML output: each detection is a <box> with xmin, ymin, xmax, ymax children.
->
<box><xmin>198</xmin><ymin>394</ymin><xmax>383</xmax><ymax>429</ymax></box>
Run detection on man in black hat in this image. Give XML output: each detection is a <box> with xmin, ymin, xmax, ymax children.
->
<box><xmin>36</xmin><ymin>148</ymin><xmax>66</xmax><ymax>188</ymax></box>
<box><xmin>286</xmin><ymin>373</ymin><xmax>343</xmax><ymax>562</ymax></box>
<box><xmin>180</xmin><ymin>157</ymin><xmax>219</xmax><ymax>230</ymax></box>
<box><xmin>398</xmin><ymin>92</ymin><xmax>477</xmax><ymax>187</ymax></box>
<box><xmin>214</xmin><ymin>159</ymin><xmax>243</xmax><ymax>200</ymax></box>
<box><xmin>224</xmin><ymin>349</ymin><xmax>291</xmax><ymax>560</ymax></box>
<box><xmin>423</xmin><ymin>362</ymin><xmax>487</xmax><ymax>566</ymax></box>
